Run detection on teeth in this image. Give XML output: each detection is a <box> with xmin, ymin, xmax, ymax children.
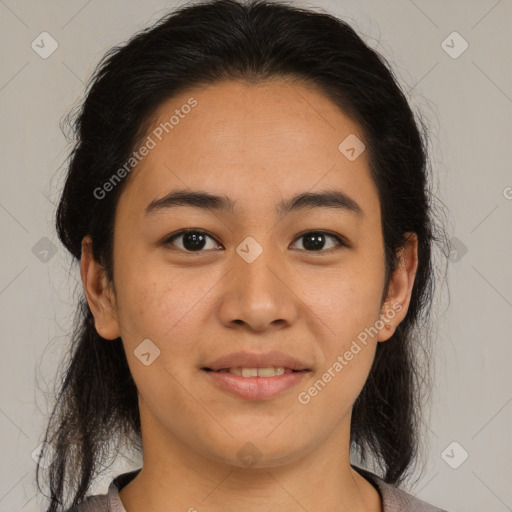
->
<box><xmin>256</xmin><ymin>366</ymin><xmax>286</xmax><ymax>377</ymax></box>
<box><xmin>223</xmin><ymin>367</ymin><xmax>288</xmax><ymax>377</ymax></box>
<box><xmin>241</xmin><ymin>368</ymin><xmax>258</xmax><ymax>377</ymax></box>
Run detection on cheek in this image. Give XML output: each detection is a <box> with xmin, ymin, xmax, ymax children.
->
<box><xmin>115</xmin><ymin>268</ymin><xmax>213</xmax><ymax>397</ymax></box>
<box><xmin>297</xmin><ymin>257</ymin><xmax>384</xmax><ymax>398</ymax></box>
<box><xmin>297</xmin><ymin>278</ymin><xmax>382</xmax><ymax>420</ymax></box>
<box><xmin>299</xmin><ymin>259</ymin><xmax>385</xmax><ymax>337</ymax></box>
<box><xmin>334</xmin><ymin>281</ymin><xmax>383</xmax><ymax>335</ymax></box>
<box><xmin>316</xmin><ymin>282</ymin><xmax>381</xmax><ymax>379</ymax></box>
<box><xmin>299</xmin><ymin>340</ymin><xmax>376</xmax><ymax>431</ymax></box>
<box><xmin>114</xmin><ymin>260</ymin><xmax>216</xmax><ymax>348</ymax></box>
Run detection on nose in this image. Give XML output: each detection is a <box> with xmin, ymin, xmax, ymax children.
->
<box><xmin>217</xmin><ymin>243</ymin><xmax>299</xmax><ymax>333</ymax></box>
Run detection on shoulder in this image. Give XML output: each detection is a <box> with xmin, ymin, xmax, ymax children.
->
<box><xmin>377</xmin><ymin>478</ymin><xmax>451</xmax><ymax>512</ymax></box>
<box><xmin>353</xmin><ymin>465</ymin><xmax>452</xmax><ymax>512</ymax></box>
<box><xmin>62</xmin><ymin>468</ymin><xmax>140</xmax><ymax>512</ymax></box>
<box><xmin>62</xmin><ymin>493</ymin><xmax>110</xmax><ymax>512</ymax></box>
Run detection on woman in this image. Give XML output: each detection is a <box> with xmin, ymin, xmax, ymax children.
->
<box><xmin>36</xmin><ymin>0</ymin><xmax>450</xmax><ymax>510</ymax></box>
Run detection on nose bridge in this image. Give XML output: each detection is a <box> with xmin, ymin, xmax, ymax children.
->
<box><xmin>241</xmin><ymin>244</ymin><xmax>277</xmax><ymax>288</ymax></box>
<box><xmin>236</xmin><ymin>234</ymin><xmax>283</xmax><ymax>298</ymax></box>
<box><xmin>218</xmin><ymin>234</ymin><xmax>298</xmax><ymax>330</ymax></box>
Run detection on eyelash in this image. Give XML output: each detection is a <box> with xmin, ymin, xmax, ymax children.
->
<box><xmin>163</xmin><ymin>229</ymin><xmax>348</xmax><ymax>254</ymax></box>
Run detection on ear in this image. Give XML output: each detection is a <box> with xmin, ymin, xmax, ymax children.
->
<box><xmin>80</xmin><ymin>235</ymin><xmax>121</xmax><ymax>340</ymax></box>
<box><xmin>377</xmin><ymin>233</ymin><xmax>419</xmax><ymax>342</ymax></box>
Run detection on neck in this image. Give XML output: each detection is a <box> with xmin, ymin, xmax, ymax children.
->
<box><xmin>118</xmin><ymin>406</ymin><xmax>381</xmax><ymax>512</ymax></box>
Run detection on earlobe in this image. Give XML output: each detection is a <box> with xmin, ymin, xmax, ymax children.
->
<box><xmin>80</xmin><ymin>236</ymin><xmax>121</xmax><ymax>340</ymax></box>
<box><xmin>377</xmin><ymin>233</ymin><xmax>419</xmax><ymax>342</ymax></box>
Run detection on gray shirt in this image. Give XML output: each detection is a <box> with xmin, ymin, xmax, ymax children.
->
<box><xmin>65</xmin><ymin>465</ymin><xmax>450</xmax><ymax>512</ymax></box>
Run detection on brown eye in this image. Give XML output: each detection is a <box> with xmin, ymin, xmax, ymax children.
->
<box><xmin>164</xmin><ymin>230</ymin><xmax>221</xmax><ymax>252</ymax></box>
<box><xmin>291</xmin><ymin>231</ymin><xmax>345</xmax><ymax>252</ymax></box>
<box><xmin>163</xmin><ymin>229</ymin><xmax>346</xmax><ymax>254</ymax></box>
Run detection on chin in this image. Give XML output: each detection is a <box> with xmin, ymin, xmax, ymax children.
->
<box><xmin>202</xmin><ymin>432</ymin><xmax>310</xmax><ymax>470</ymax></box>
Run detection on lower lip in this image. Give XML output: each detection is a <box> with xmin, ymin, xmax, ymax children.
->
<box><xmin>202</xmin><ymin>370</ymin><xmax>309</xmax><ymax>400</ymax></box>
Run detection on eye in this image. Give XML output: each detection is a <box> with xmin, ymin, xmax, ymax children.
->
<box><xmin>290</xmin><ymin>231</ymin><xmax>346</xmax><ymax>252</ymax></box>
<box><xmin>163</xmin><ymin>229</ymin><xmax>222</xmax><ymax>252</ymax></box>
<box><xmin>163</xmin><ymin>229</ymin><xmax>347</xmax><ymax>254</ymax></box>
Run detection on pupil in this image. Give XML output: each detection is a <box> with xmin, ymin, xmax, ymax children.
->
<box><xmin>180</xmin><ymin>232</ymin><xmax>327</xmax><ymax>251</ymax></box>
<box><xmin>303</xmin><ymin>232</ymin><xmax>325</xmax><ymax>251</ymax></box>
<box><xmin>183</xmin><ymin>232</ymin><xmax>206</xmax><ymax>251</ymax></box>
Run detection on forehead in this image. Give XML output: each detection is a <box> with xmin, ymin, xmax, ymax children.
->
<box><xmin>118</xmin><ymin>79</ymin><xmax>380</xmax><ymax>221</ymax></box>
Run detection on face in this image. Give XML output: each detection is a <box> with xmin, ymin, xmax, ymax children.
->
<box><xmin>82</xmin><ymin>78</ymin><xmax>417</xmax><ymax>470</ymax></box>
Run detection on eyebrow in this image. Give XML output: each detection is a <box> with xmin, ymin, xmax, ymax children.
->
<box><xmin>144</xmin><ymin>188</ymin><xmax>363</xmax><ymax>217</ymax></box>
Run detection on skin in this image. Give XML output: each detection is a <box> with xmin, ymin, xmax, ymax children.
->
<box><xmin>81</xmin><ymin>78</ymin><xmax>418</xmax><ymax>512</ymax></box>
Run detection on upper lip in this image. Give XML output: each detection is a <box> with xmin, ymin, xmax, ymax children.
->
<box><xmin>203</xmin><ymin>350</ymin><xmax>311</xmax><ymax>371</ymax></box>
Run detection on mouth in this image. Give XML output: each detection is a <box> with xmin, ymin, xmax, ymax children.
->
<box><xmin>201</xmin><ymin>350</ymin><xmax>312</xmax><ymax>399</ymax></box>
<box><xmin>202</xmin><ymin>367</ymin><xmax>310</xmax><ymax>377</ymax></box>
<box><xmin>201</xmin><ymin>367</ymin><xmax>311</xmax><ymax>400</ymax></box>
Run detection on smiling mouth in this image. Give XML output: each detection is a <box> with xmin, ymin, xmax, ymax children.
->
<box><xmin>202</xmin><ymin>367</ymin><xmax>309</xmax><ymax>377</ymax></box>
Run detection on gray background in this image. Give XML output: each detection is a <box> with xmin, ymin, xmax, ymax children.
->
<box><xmin>0</xmin><ymin>0</ymin><xmax>511</xmax><ymax>511</ymax></box>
